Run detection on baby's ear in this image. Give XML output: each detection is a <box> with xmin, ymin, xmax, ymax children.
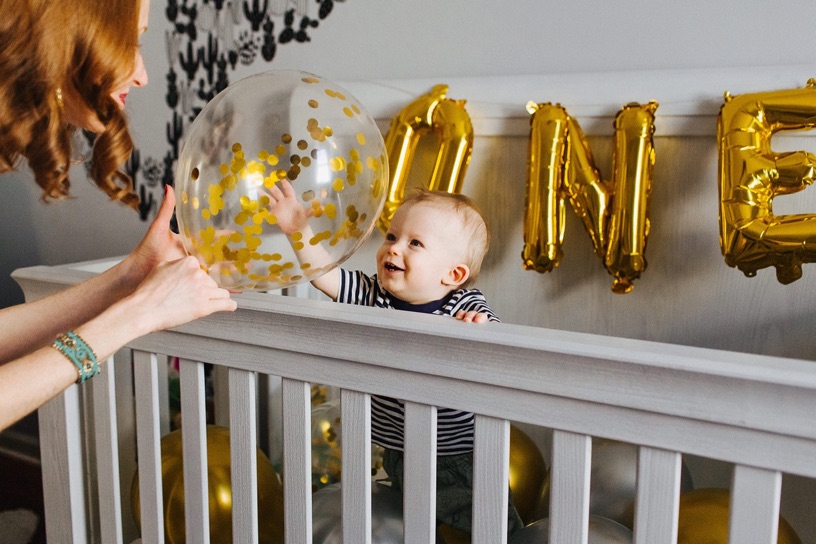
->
<box><xmin>444</xmin><ymin>264</ymin><xmax>470</xmax><ymax>287</ymax></box>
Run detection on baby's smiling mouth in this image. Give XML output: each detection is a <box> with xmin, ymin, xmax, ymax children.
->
<box><xmin>384</xmin><ymin>262</ymin><xmax>404</xmax><ymax>272</ymax></box>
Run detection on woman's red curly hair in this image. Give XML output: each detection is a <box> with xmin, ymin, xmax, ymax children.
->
<box><xmin>0</xmin><ymin>0</ymin><xmax>142</xmax><ymax>210</ymax></box>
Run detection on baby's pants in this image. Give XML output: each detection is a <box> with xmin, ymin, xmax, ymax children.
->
<box><xmin>382</xmin><ymin>448</ymin><xmax>525</xmax><ymax>536</ymax></box>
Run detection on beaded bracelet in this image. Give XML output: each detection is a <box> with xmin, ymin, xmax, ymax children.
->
<box><xmin>52</xmin><ymin>331</ymin><xmax>99</xmax><ymax>384</ymax></box>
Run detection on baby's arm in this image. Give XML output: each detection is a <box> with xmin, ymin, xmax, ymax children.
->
<box><xmin>452</xmin><ymin>290</ymin><xmax>500</xmax><ymax>324</ymax></box>
<box><xmin>267</xmin><ymin>179</ymin><xmax>341</xmax><ymax>300</ymax></box>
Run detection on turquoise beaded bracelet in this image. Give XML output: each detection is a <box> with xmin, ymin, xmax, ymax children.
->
<box><xmin>52</xmin><ymin>331</ymin><xmax>99</xmax><ymax>384</ymax></box>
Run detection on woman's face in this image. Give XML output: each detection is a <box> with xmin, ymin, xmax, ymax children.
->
<box><xmin>111</xmin><ymin>0</ymin><xmax>150</xmax><ymax>109</ymax></box>
<box><xmin>62</xmin><ymin>0</ymin><xmax>151</xmax><ymax>131</ymax></box>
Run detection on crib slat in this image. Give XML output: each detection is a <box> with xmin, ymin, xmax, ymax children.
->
<box><xmin>404</xmin><ymin>401</ymin><xmax>437</xmax><ymax>544</ymax></box>
<box><xmin>91</xmin><ymin>354</ymin><xmax>124</xmax><ymax>544</ymax></box>
<box><xmin>282</xmin><ymin>378</ymin><xmax>312</xmax><ymax>544</ymax></box>
<box><xmin>180</xmin><ymin>359</ymin><xmax>210</xmax><ymax>544</ymax></box>
<box><xmin>113</xmin><ymin>349</ymin><xmax>139</xmax><ymax>542</ymax></box>
<box><xmin>134</xmin><ymin>350</ymin><xmax>165</xmax><ymax>544</ymax></box>
<box><xmin>341</xmin><ymin>389</ymin><xmax>373</xmax><ymax>543</ymax></box>
<box><xmin>729</xmin><ymin>465</ymin><xmax>782</xmax><ymax>544</ymax></box>
<box><xmin>158</xmin><ymin>355</ymin><xmax>171</xmax><ymax>437</ymax></box>
<box><xmin>230</xmin><ymin>368</ymin><xmax>260</xmax><ymax>544</ymax></box>
<box><xmin>40</xmin><ymin>384</ymin><xmax>88</xmax><ymax>543</ymax></box>
<box><xmin>633</xmin><ymin>446</ymin><xmax>681</xmax><ymax>544</ymax></box>
<box><xmin>473</xmin><ymin>415</ymin><xmax>510</xmax><ymax>544</ymax></box>
<box><xmin>213</xmin><ymin>365</ymin><xmax>230</xmax><ymax>426</ymax></box>
<box><xmin>550</xmin><ymin>430</ymin><xmax>591</xmax><ymax>544</ymax></box>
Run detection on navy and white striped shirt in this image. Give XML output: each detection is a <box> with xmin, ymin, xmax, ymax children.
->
<box><xmin>337</xmin><ymin>269</ymin><xmax>499</xmax><ymax>455</ymax></box>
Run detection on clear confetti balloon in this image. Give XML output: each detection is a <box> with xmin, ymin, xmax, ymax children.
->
<box><xmin>176</xmin><ymin>70</ymin><xmax>388</xmax><ymax>291</ymax></box>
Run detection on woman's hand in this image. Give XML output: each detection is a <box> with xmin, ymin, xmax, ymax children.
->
<box><xmin>124</xmin><ymin>255</ymin><xmax>237</xmax><ymax>335</ymax></box>
<box><xmin>123</xmin><ymin>185</ymin><xmax>187</xmax><ymax>286</ymax></box>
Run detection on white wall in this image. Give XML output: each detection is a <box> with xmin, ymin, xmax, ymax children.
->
<box><xmin>229</xmin><ymin>0</ymin><xmax>816</xmax><ymax>80</ymax></box>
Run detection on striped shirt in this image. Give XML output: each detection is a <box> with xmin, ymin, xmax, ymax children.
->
<box><xmin>337</xmin><ymin>269</ymin><xmax>499</xmax><ymax>455</ymax></box>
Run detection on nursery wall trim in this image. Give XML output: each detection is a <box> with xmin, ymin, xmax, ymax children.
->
<box><xmin>342</xmin><ymin>63</ymin><xmax>816</xmax><ymax>137</ymax></box>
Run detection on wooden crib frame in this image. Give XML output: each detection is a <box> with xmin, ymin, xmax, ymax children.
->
<box><xmin>13</xmin><ymin>260</ymin><xmax>816</xmax><ymax>544</ymax></box>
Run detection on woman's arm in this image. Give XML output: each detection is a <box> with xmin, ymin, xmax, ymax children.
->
<box><xmin>0</xmin><ymin>255</ymin><xmax>236</xmax><ymax>431</ymax></box>
<box><xmin>0</xmin><ymin>187</ymin><xmax>186</xmax><ymax>365</ymax></box>
<box><xmin>0</xmin><ymin>187</ymin><xmax>237</xmax><ymax>431</ymax></box>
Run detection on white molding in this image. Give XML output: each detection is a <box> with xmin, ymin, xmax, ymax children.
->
<box><xmin>341</xmin><ymin>64</ymin><xmax>816</xmax><ymax>137</ymax></box>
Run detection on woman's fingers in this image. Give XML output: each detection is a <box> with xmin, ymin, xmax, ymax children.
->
<box><xmin>134</xmin><ymin>256</ymin><xmax>236</xmax><ymax>332</ymax></box>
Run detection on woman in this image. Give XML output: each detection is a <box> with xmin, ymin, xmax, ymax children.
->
<box><xmin>0</xmin><ymin>0</ymin><xmax>237</xmax><ymax>431</ymax></box>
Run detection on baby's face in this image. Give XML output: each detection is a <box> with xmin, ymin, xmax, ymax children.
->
<box><xmin>376</xmin><ymin>201</ymin><xmax>469</xmax><ymax>304</ymax></box>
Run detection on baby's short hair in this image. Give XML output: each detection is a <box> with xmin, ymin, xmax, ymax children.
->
<box><xmin>401</xmin><ymin>188</ymin><xmax>490</xmax><ymax>286</ymax></box>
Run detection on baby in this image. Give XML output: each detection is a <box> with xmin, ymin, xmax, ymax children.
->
<box><xmin>269</xmin><ymin>180</ymin><xmax>523</xmax><ymax>536</ymax></box>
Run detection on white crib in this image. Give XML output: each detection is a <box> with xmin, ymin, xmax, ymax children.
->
<box><xmin>13</xmin><ymin>259</ymin><xmax>816</xmax><ymax>544</ymax></box>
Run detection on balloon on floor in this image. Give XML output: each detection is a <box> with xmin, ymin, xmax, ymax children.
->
<box><xmin>131</xmin><ymin>425</ymin><xmax>284</xmax><ymax>543</ymax></box>
<box><xmin>678</xmin><ymin>488</ymin><xmax>802</xmax><ymax>544</ymax></box>
<box><xmin>508</xmin><ymin>425</ymin><xmax>547</xmax><ymax>524</ymax></box>
<box><xmin>535</xmin><ymin>438</ymin><xmax>694</xmax><ymax>529</ymax></box>
<box><xmin>312</xmin><ymin>481</ymin><xmax>446</xmax><ymax>543</ymax></box>
<box><xmin>509</xmin><ymin>514</ymin><xmax>633</xmax><ymax>544</ymax></box>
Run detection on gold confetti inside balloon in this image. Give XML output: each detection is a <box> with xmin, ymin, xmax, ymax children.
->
<box><xmin>131</xmin><ymin>425</ymin><xmax>284</xmax><ymax>544</ymax></box>
<box><xmin>310</xmin><ymin>399</ymin><xmax>385</xmax><ymax>492</ymax></box>
<box><xmin>311</xmin><ymin>399</ymin><xmax>343</xmax><ymax>491</ymax></box>
<box><xmin>678</xmin><ymin>488</ymin><xmax>802</xmax><ymax>544</ymax></box>
<box><xmin>176</xmin><ymin>70</ymin><xmax>388</xmax><ymax>291</ymax></box>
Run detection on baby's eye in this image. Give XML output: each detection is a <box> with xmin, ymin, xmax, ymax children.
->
<box><xmin>385</xmin><ymin>233</ymin><xmax>396</xmax><ymax>241</ymax></box>
<box><xmin>409</xmin><ymin>239</ymin><xmax>423</xmax><ymax>247</ymax></box>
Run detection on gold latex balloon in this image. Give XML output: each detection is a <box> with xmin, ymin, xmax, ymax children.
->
<box><xmin>378</xmin><ymin>84</ymin><xmax>473</xmax><ymax>232</ymax></box>
<box><xmin>718</xmin><ymin>80</ymin><xmax>816</xmax><ymax>284</ymax></box>
<box><xmin>678</xmin><ymin>488</ymin><xmax>802</xmax><ymax>544</ymax></box>
<box><xmin>175</xmin><ymin>70</ymin><xmax>388</xmax><ymax>292</ymax></box>
<box><xmin>437</xmin><ymin>524</ymin><xmax>472</xmax><ymax>544</ymax></box>
<box><xmin>509</xmin><ymin>425</ymin><xmax>547</xmax><ymax>524</ymax></box>
<box><xmin>131</xmin><ymin>425</ymin><xmax>284</xmax><ymax>544</ymax></box>
<box><xmin>522</xmin><ymin>101</ymin><xmax>658</xmax><ymax>293</ymax></box>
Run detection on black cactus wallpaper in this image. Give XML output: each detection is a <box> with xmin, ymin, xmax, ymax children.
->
<box><xmin>128</xmin><ymin>0</ymin><xmax>346</xmax><ymax>221</ymax></box>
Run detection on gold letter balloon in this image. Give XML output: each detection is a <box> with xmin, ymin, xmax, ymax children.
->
<box><xmin>718</xmin><ymin>80</ymin><xmax>816</xmax><ymax>284</ymax></box>
<box><xmin>176</xmin><ymin>70</ymin><xmax>388</xmax><ymax>291</ymax></box>
<box><xmin>522</xmin><ymin>101</ymin><xmax>658</xmax><ymax>293</ymax></box>
<box><xmin>378</xmin><ymin>84</ymin><xmax>473</xmax><ymax>232</ymax></box>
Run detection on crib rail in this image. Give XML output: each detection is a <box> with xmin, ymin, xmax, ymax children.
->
<box><xmin>13</xmin><ymin>262</ymin><xmax>816</xmax><ymax>544</ymax></box>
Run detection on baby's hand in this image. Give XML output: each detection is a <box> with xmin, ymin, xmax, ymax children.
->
<box><xmin>266</xmin><ymin>178</ymin><xmax>313</xmax><ymax>236</ymax></box>
<box><xmin>455</xmin><ymin>310</ymin><xmax>490</xmax><ymax>323</ymax></box>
